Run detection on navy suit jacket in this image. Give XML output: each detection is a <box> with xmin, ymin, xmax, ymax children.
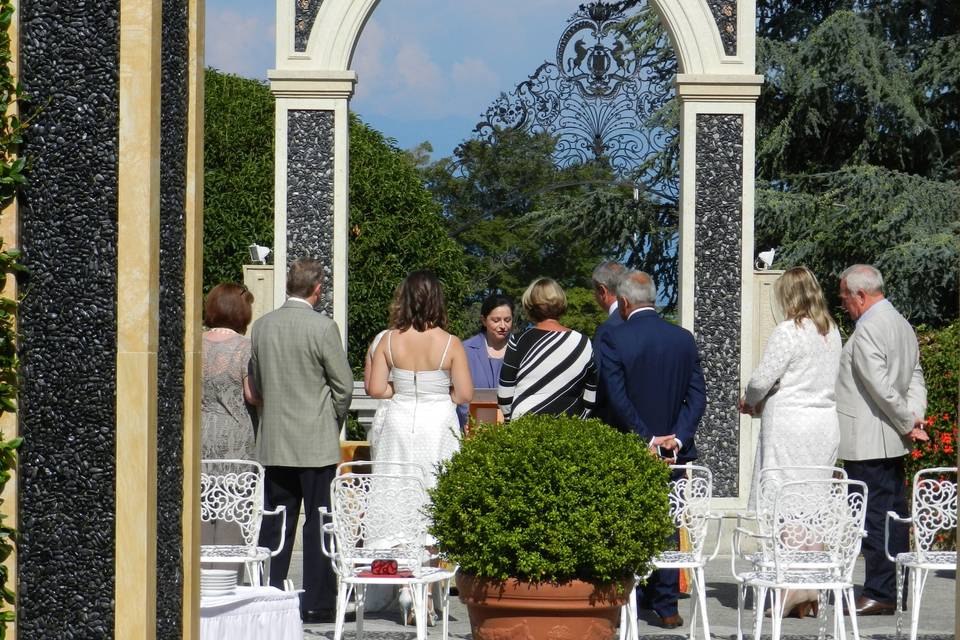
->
<box><xmin>592</xmin><ymin>310</ymin><xmax>624</xmax><ymax>425</ymax></box>
<box><xmin>597</xmin><ymin>310</ymin><xmax>706</xmax><ymax>462</ymax></box>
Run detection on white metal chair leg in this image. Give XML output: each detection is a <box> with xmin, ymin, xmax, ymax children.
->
<box><xmin>816</xmin><ymin>590</ymin><xmax>828</xmax><ymax>640</ymax></box>
<box><xmin>845</xmin><ymin>588</ymin><xmax>861</xmax><ymax>640</ymax></box>
<box><xmin>735</xmin><ymin>584</ymin><xmax>745</xmax><ymax>640</ymax></box>
<box><xmin>835</xmin><ymin>589</ymin><xmax>848</xmax><ymax>640</ymax></box>
<box><xmin>333</xmin><ymin>583</ymin><xmax>350</xmax><ymax>640</ymax></box>
<box><xmin>441</xmin><ymin>578</ymin><xmax>452</xmax><ymax>640</ymax></box>
<box><xmin>895</xmin><ymin>563</ymin><xmax>906</xmax><ymax>638</ymax></box>
<box><xmin>753</xmin><ymin>586</ymin><xmax>767</xmax><ymax>640</ymax></box>
<box><xmin>689</xmin><ymin>574</ymin><xmax>699</xmax><ymax>640</ymax></box>
<box><xmin>910</xmin><ymin>568</ymin><xmax>927</xmax><ymax>640</ymax></box>
<box><xmin>694</xmin><ymin>567</ymin><xmax>710</xmax><ymax>640</ymax></box>
<box><xmin>355</xmin><ymin>585</ymin><xmax>366</xmax><ymax>640</ymax></box>
<box><xmin>770</xmin><ymin>589</ymin><xmax>784</xmax><ymax>640</ymax></box>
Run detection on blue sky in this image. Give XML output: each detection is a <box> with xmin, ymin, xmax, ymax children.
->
<box><xmin>205</xmin><ymin>0</ymin><xmax>583</xmax><ymax>160</ymax></box>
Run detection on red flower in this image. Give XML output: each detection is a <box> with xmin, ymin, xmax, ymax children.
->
<box><xmin>926</xmin><ymin>416</ymin><xmax>936</xmax><ymax>426</ymax></box>
<box><xmin>943</xmin><ymin>444</ymin><xmax>954</xmax><ymax>455</ymax></box>
<box><xmin>940</xmin><ymin>433</ymin><xmax>953</xmax><ymax>445</ymax></box>
<box><xmin>944</xmin><ymin>413</ymin><xmax>952</xmax><ymax>420</ymax></box>
<box><xmin>911</xmin><ymin>449</ymin><xmax>924</xmax><ymax>459</ymax></box>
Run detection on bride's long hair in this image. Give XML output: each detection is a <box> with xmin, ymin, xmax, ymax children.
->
<box><xmin>389</xmin><ymin>270</ymin><xmax>449</xmax><ymax>332</ymax></box>
<box><xmin>775</xmin><ymin>266</ymin><xmax>834</xmax><ymax>336</ymax></box>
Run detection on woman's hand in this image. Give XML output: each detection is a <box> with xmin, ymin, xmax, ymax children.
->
<box><xmin>737</xmin><ymin>395</ymin><xmax>754</xmax><ymax>415</ymax></box>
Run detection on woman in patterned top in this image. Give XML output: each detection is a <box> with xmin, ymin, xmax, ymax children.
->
<box><xmin>497</xmin><ymin>277</ymin><xmax>597</xmax><ymax>421</ymax></box>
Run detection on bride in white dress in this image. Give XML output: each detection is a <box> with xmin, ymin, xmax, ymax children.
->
<box><xmin>740</xmin><ymin>266</ymin><xmax>842</xmax><ymax>618</ymax></box>
<box><xmin>366</xmin><ymin>270</ymin><xmax>473</xmax><ymax>624</ymax></box>
<box><xmin>367</xmin><ymin>271</ymin><xmax>473</xmax><ymax>487</ymax></box>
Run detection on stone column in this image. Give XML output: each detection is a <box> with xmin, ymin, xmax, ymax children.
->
<box><xmin>268</xmin><ymin>70</ymin><xmax>355</xmax><ymax>333</ymax></box>
<box><xmin>676</xmin><ymin>74</ymin><xmax>763</xmax><ymax>504</ymax></box>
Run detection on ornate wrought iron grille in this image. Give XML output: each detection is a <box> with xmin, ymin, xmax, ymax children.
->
<box><xmin>472</xmin><ymin>0</ymin><xmax>678</xmax><ymax>205</ymax></box>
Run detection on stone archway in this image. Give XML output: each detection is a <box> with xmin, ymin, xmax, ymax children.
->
<box><xmin>270</xmin><ymin>0</ymin><xmax>762</xmax><ymax>507</ymax></box>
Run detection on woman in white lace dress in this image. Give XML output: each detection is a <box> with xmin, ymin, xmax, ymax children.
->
<box><xmin>739</xmin><ymin>266</ymin><xmax>841</xmax><ymax>617</ymax></box>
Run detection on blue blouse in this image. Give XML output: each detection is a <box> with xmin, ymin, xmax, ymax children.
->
<box><xmin>457</xmin><ymin>332</ymin><xmax>505</xmax><ymax>426</ymax></box>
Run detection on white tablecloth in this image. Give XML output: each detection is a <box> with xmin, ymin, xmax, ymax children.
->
<box><xmin>201</xmin><ymin>586</ymin><xmax>302</xmax><ymax>640</ymax></box>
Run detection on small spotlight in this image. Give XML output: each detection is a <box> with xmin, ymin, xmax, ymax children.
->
<box><xmin>248</xmin><ymin>244</ymin><xmax>271</xmax><ymax>265</ymax></box>
<box><xmin>755</xmin><ymin>248</ymin><xmax>776</xmax><ymax>270</ymax></box>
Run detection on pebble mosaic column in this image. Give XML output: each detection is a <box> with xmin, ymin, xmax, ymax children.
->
<box><xmin>693</xmin><ymin>113</ymin><xmax>744</xmax><ymax>498</ymax></box>
<box><xmin>17</xmin><ymin>1</ymin><xmax>120</xmax><ymax>635</ymax></box>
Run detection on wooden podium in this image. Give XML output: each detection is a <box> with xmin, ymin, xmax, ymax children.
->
<box><xmin>468</xmin><ymin>388</ymin><xmax>503</xmax><ymax>427</ymax></box>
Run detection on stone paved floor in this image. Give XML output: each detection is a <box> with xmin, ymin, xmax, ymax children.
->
<box><xmin>289</xmin><ymin>555</ymin><xmax>956</xmax><ymax>639</ymax></box>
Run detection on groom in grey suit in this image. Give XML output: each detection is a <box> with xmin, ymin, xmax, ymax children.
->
<box><xmin>251</xmin><ymin>258</ymin><xmax>353</xmax><ymax>622</ymax></box>
<box><xmin>836</xmin><ymin>264</ymin><xmax>927</xmax><ymax>615</ymax></box>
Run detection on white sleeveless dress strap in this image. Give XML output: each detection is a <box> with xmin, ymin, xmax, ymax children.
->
<box><xmin>386</xmin><ymin>329</ymin><xmax>396</xmax><ymax>368</ymax></box>
<box><xmin>438</xmin><ymin>334</ymin><xmax>453</xmax><ymax>369</ymax></box>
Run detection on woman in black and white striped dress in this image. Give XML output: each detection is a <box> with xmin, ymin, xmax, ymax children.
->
<box><xmin>497</xmin><ymin>277</ymin><xmax>597</xmax><ymax>421</ymax></box>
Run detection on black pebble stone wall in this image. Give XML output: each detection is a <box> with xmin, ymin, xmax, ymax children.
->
<box><xmin>706</xmin><ymin>0</ymin><xmax>738</xmax><ymax>56</ymax></box>
<box><xmin>157</xmin><ymin>0</ymin><xmax>188</xmax><ymax>635</ymax></box>
<box><xmin>694</xmin><ymin>113</ymin><xmax>743</xmax><ymax>498</ymax></box>
<box><xmin>17</xmin><ymin>0</ymin><xmax>120</xmax><ymax>636</ymax></box>
<box><xmin>286</xmin><ymin>109</ymin><xmax>335</xmax><ymax>316</ymax></box>
<box><xmin>294</xmin><ymin>0</ymin><xmax>324</xmax><ymax>52</ymax></box>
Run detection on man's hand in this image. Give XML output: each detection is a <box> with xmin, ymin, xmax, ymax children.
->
<box><xmin>649</xmin><ymin>434</ymin><xmax>679</xmax><ymax>460</ymax></box>
<box><xmin>909</xmin><ymin>427</ymin><xmax>929</xmax><ymax>442</ymax></box>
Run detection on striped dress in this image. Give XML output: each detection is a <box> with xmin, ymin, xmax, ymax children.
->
<box><xmin>497</xmin><ymin>328</ymin><xmax>597</xmax><ymax>421</ymax></box>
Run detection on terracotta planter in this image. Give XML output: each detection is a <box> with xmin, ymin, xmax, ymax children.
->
<box><xmin>456</xmin><ymin>573</ymin><xmax>632</xmax><ymax>640</ymax></box>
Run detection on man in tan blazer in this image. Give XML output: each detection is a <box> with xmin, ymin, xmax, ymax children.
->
<box><xmin>251</xmin><ymin>258</ymin><xmax>353</xmax><ymax>623</ymax></box>
<box><xmin>836</xmin><ymin>264</ymin><xmax>927</xmax><ymax>616</ymax></box>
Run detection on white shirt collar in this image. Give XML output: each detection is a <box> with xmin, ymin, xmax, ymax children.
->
<box><xmin>287</xmin><ymin>296</ymin><xmax>312</xmax><ymax>306</ymax></box>
<box><xmin>627</xmin><ymin>307</ymin><xmax>657</xmax><ymax>320</ymax></box>
<box><xmin>607</xmin><ymin>299</ymin><xmax>619</xmax><ymax>316</ymax></box>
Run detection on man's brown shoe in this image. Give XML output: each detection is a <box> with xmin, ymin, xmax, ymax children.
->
<box><xmin>657</xmin><ymin>613</ymin><xmax>684</xmax><ymax>629</ymax></box>
<box><xmin>850</xmin><ymin>596</ymin><xmax>896</xmax><ymax>616</ymax></box>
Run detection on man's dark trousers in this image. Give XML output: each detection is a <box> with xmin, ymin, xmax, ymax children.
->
<box><xmin>259</xmin><ymin>464</ymin><xmax>337</xmax><ymax>613</ymax></box>
<box><xmin>845</xmin><ymin>457</ymin><xmax>910</xmax><ymax>603</ymax></box>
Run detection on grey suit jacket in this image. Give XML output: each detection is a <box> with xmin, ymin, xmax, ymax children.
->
<box><xmin>836</xmin><ymin>300</ymin><xmax>926</xmax><ymax>461</ymax></box>
<box><xmin>250</xmin><ymin>299</ymin><xmax>354</xmax><ymax>468</ymax></box>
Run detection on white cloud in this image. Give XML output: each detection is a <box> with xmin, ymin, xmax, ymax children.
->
<box><xmin>205</xmin><ymin>7</ymin><xmax>275</xmax><ymax>80</ymax></box>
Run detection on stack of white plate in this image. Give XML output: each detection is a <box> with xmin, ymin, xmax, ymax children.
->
<box><xmin>200</xmin><ymin>569</ymin><xmax>237</xmax><ymax>597</ymax></box>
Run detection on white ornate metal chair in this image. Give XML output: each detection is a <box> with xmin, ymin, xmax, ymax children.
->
<box><xmin>321</xmin><ymin>470</ymin><xmax>456</xmax><ymax>640</ymax></box>
<box><xmin>885</xmin><ymin>466</ymin><xmax>957</xmax><ymax>640</ymax></box>
<box><xmin>199</xmin><ymin>459</ymin><xmax>287</xmax><ymax>587</ymax></box>
<box><xmin>620</xmin><ymin>464</ymin><xmax>722</xmax><ymax>640</ymax></box>
<box><xmin>732</xmin><ymin>478</ymin><xmax>868</xmax><ymax>640</ymax></box>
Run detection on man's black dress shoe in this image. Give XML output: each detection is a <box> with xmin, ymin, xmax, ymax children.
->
<box><xmin>847</xmin><ymin>596</ymin><xmax>896</xmax><ymax>616</ymax></box>
<box><xmin>301</xmin><ymin>609</ymin><xmax>356</xmax><ymax>624</ymax></box>
<box><xmin>656</xmin><ymin>613</ymin><xmax>684</xmax><ymax>629</ymax></box>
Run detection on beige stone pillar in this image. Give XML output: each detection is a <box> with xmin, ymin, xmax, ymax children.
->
<box><xmin>181</xmin><ymin>0</ymin><xmax>205</xmax><ymax>636</ymax></box>
<box><xmin>115</xmin><ymin>0</ymin><xmax>162</xmax><ymax>637</ymax></box>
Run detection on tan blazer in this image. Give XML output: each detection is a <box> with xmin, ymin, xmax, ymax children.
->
<box><xmin>836</xmin><ymin>300</ymin><xmax>927</xmax><ymax>461</ymax></box>
<box><xmin>250</xmin><ymin>299</ymin><xmax>354</xmax><ymax>468</ymax></box>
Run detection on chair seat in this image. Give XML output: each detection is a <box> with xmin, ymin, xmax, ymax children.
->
<box><xmin>896</xmin><ymin>550</ymin><xmax>956</xmax><ymax>569</ymax></box>
<box><xmin>201</xmin><ymin>544</ymin><xmax>270</xmax><ymax>563</ymax></box>
<box><xmin>741</xmin><ymin>568</ymin><xmax>848</xmax><ymax>589</ymax></box>
<box><xmin>653</xmin><ymin>550</ymin><xmax>702</xmax><ymax>567</ymax></box>
<box><xmin>747</xmin><ymin>550</ymin><xmax>836</xmax><ymax>568</ymax></box>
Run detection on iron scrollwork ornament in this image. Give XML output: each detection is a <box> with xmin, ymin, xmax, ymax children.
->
<box><xmin>473</xmin><ymin>0</ymin><xmax>677</xmax><ymax>201</ymax></box>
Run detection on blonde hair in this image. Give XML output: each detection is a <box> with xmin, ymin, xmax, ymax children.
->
<box><xmin>774</xmin><ymin>266</ymin><xmax>834</xmax><ymax>336</ymax></box>
<box><xmin>522</xmin><ymin>277</ymin><xmax>567</xmax><ymax>322</ymax></box>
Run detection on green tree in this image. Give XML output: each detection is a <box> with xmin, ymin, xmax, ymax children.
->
<box><xmin>348</xmin><ymin>114</ymin><xmax>470</xmax><ymax>370</ymax></box>
<box><xmin>203</xmin><ymin>69</ymin><xmax>274</xmax><ymax>292</ymax></box>
<box><xmin>753</xmin><ymin>2</ymin><xmax>960</xmax><ymax>326</ymax></box>
<box><xmin>420</xmin><ymin>128</ymin><xmax>608</xmax><ymax>303</ymax></box>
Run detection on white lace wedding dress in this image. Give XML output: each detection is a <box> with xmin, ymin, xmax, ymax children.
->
<box><xmin>745</xmin><ymin>318</ymin><xmax>842</xmax><ymax>509</ymax></box>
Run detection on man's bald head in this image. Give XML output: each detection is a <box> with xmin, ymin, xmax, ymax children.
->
<box><xmin>617</xmin><ymin>271</ymin><xmax>657</xmax><ymax>308</ymax></box>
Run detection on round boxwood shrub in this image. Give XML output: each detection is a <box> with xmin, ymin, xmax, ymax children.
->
<box><xmin>429</xmin><ymin>414</ymin><xmax>673</xmax><ymax>585</ymax></box>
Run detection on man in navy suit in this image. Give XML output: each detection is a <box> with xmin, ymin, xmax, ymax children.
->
<box><xmin>591</xmin><ymin>260</ymin><xmax>626</xmax><ymax>424</ymax></box>
<box><xmin>597</xmin><ymin>270</ymin><xmax>707</xmax><ymax>629</ymax></box>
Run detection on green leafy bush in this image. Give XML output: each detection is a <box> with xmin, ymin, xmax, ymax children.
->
<box><xmin>429</xmin><ymin>415</ymin><xmax>672</xmax><ymax>585</ymax></box>
<box><xmin>347</xmin><ymin>113</ymin><xmax>470</xmax><ymax>371</ymax></box>
<box><xmin>203</xmin><ymin>69</ymin><xmax>274</xmax><ymax>292</ymax></box>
